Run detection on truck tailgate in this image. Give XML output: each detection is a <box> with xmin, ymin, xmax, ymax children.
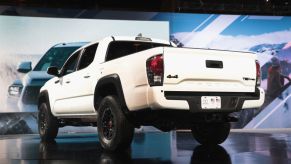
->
<box><xmin>163</xmin><ymin>47</ymin><xmax>257</xmax><ymax>93</ymax></box>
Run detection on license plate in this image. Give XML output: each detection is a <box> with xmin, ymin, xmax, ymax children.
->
<box><xmin>201</xmin><ymin>96</ymin><xmax>221</xmax><ymax>109</ymax></box>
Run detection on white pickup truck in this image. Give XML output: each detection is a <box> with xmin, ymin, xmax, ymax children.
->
<box><xmin>39</xmin><ymin>35</ymin><xmax>264</xmax><ymax>151</ymax></box>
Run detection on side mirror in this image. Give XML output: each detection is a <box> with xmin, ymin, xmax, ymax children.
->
<box><xmin>17</xmin><ymin>61</ymin><xmax>32</xmax><ymax>73</ymax></box>
<box><xmin>47</xmin><ymin>66</ymin><xmax>60</xmax><ymax>77</ymax></box>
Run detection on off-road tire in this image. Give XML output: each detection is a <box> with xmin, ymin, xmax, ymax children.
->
<box><xmin>97</xmin><ymin>95</ymin><xmax>134</xmax><ymax>151</ymax></box>
<box><xmin>38</xmin><ymin>102</ymin><xmax>59</xmax><ymax>141</ymax></box>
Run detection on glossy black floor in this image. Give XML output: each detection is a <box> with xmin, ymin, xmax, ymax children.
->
<box><xmin>0</xmin><ymin>131</ymin><xmax>290</xmax><ymax>164</ymax></box>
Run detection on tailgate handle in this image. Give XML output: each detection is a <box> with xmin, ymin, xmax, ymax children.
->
<box><xmin>206</xmin><ymin>60</ymin><xmax>223</xmax><ymax>69</ymax></box>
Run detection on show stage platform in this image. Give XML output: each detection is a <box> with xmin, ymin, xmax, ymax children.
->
<box><xmin>0</xmin><ymin>130</ymin><xmax>290</xmax><ymax>164</ymax></box>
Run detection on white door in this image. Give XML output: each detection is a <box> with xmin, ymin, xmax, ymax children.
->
<box><xmin>54</xmin><ymin>44</ymin><xmax>99</xmax><ymax>115</ymax></box>
<box><xmin>53</xmin><ymin>50</ymin><xmax>82</xmax><ymax>114</ymax></box>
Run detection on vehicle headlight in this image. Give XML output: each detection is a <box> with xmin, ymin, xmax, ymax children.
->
<box><xmin>8</xmin><ymin>85</ymin><xmax>23</xmax><ymax>97</ymax></box>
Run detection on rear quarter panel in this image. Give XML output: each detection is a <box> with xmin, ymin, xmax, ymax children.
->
<box><xmin>100</xmin><ymin>47</ymin><xmax>164</xmax><ymax>111</ymax></box>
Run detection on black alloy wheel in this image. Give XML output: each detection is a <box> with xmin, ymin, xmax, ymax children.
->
<box><xmin>101</xmin><ymin>107</ymin><xmax>115</xmax><ymax>140</ymax></box>
<box><xmin>97</xmin><ymin>95</ymin><xmax>134</xmax><ymax>151</ymax></box>
<box><xmin>38</xmin><ymin>102</ymin><xmax>59</xmax><ymax>141</ymax></box>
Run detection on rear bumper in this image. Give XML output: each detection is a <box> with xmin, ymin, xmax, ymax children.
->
<box><xmin>242</xmin><ymin>87</ymin><xmax>265</xmax><ymax>109</ymax></box>
<box><xmin>147</xmin><ymin>87</ymin><xmax>265</xmax><ymax>113</ymax></box>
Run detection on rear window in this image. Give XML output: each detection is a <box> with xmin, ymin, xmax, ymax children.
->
<box><xmin>106</xmin><ymin>41</ymin><xmax>171</xmax><ymax>61</ymax></box>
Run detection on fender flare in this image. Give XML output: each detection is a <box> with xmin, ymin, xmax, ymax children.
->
<box><xmin>94</xmin><ymin>74</ymin><xmax>129</xmax><ymax>115</ymax></box>
<box><xmin>38</xmin><ymin>90</ymin><xmax>51</xmax><ymax>110</ymax></box>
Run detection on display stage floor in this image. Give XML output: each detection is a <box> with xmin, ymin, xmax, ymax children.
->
<box><xmin>0</xmin><ymin>130</ymin><xmax>290</xmax><ymax>164</ymax></box>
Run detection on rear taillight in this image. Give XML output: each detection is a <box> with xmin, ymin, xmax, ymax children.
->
<box><xmin>146</xmin><ymin>54</ymin><xmax>164</xmax><ymax>86</ymax></box>
<box><xmin>256</xmin><ymin>60</ymin><xmax>261</xmax><ymax>86</ymax></box>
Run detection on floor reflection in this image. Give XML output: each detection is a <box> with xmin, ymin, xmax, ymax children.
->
<box><xmin>39</xmin><ymin>140</ymin><xmax>133</xmax><ymax>164</ymax></box>
<box><xmin>191</xmin><ymin>145</ymin><xmax>231</xmax><ymax>164</ymax></box>
<box><xmin>269</xmin><ymin>135</ymin><xmax>289</xmax><ymax>164</ymax></box>
<box><xmin>1</xmin><ymin>131</ymin><xmax>291</xmax><ymax>163</ymax></box>
<box><xmin>98</xmin><ymin>150</ymin><xmax>132</xmax><ymax>164</ymax></box>
<box><xmin>17</xmin><ymin>133</ymin><xmax>175</xmax><ymax>163</ymax></box>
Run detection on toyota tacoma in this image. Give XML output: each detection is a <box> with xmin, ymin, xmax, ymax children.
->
<box><xmin>38</xmin><ymin>35</ymin><xmax>265</xmax><ymax>151</ymax></box>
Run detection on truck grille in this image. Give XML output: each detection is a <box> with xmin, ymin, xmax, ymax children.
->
<box><xmin>21</xmin><ymin>86</ymin><xmax>41</xmax><ymax>105</ymax></box>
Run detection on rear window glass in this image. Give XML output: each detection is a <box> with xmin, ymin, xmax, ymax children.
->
<box><xmin>106</xmin><ymin>41</ymin><xmax>171</xmax><ymax>61</ymax></box>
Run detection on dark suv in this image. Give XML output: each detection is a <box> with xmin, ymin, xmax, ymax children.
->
<box><xmin>7</xmin><ymin>42</ymin><xmax>88</xmax><ymax>112</ymax></box>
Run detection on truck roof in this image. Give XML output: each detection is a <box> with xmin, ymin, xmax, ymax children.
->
<box><xmin>112</xmin><ymin>36</ymin><xmax>170</xmax><ymax>45</ymax></box>
<box><xmin>88</xmin><ymin>36</ymin><xmax>170</xmax><ymax>46</ymax></box>
<box><xmin>54</xmin><ymin>42</ymin><xmax>89</xmax><ymax>48</ymax></box>
<box><xmin>71</xmin><ymin>36</ymin><xmax>172</xmax><ymax>53</ymax></box>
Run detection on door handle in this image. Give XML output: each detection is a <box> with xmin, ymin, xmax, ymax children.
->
<box><xmin>84</xmin><ymin>75</ymin><xmax>90</xmax><ymax>78</ymax></box>
<box><xmin>66</xmin><ymin>81</ymin><xmax>70</xmax><ymax>84</ymax></box>
<box><xmin>55</xmin><ymin>80</ymin><xmax>60</xmax><ymax>84</ymax></box>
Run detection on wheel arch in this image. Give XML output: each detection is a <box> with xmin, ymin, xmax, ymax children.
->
<box><xmin>38</xmin><ymin>90</ymin><xmax>51</xmax><ymax>110</ymax></box>
<box><xmin>94</xmin><ymin>74</ymin><xmax>129</xmax><ymax>115</ymax></box>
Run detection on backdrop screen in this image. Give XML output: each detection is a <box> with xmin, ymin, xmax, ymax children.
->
<box><xmin>0</xmin><ymin>15</ymin><xmax>169</xmax><ymax>113</ymax></box>
<box><xmin>0</xmin><ymin>11</ymin><xmax>291</xmax><ymax>135</ymax></box>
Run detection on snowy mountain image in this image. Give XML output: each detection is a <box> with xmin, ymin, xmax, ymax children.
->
<box><xmin>249</xmin><ymin>42</ymin><xmax>291</xmax><ymax>62</ymax></box>
<box><xmin>248</xmin><ymin>42</ymin><xmax>291</xmax><ymax>90</ymax></box>
<box><xmin>278</xmin><ymin>42</ymin><xmax>291</xmax><ymax>61</ymax></box>
<box><xmin>249</xmin><ymin>43</ymin><xmax>286</xmax><ymax>53</ymax></box>
<box><xmin>249</xmin><ymin>43</ymin><xmax>285</xmax><ymax>66</ymax></box>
